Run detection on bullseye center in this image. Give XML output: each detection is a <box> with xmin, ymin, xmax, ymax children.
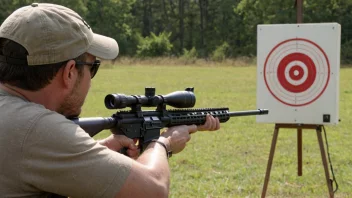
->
<box><xmin>289</xmin><ymin>65</ymin><xmax>304</xmax><ymax>81</ymax></box>
<box><xmin>294</xmin><ymin>70</ymin><xmax>299</xmax><ymax>76</ymax></box>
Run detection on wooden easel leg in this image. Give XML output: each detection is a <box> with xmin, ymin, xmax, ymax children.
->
<box><xmin>316</xmin><ymin>126</ymin><xmax>334</xmax><ymax>198</ymax></box>
<box><xmin>261</xmin><ymin>125</ymin><xmax>280</xmax><ymax>198</ymax></box>
<box><xmin>297</xmin><ymin>128</ymin><xmax>302</xmax><ymax>176</ymax></box>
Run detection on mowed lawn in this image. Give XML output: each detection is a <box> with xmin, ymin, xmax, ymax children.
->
<box><xmin>81</xmin><ymin>64</ymin><xmax>352</xmax><ymax>198</ymax></box>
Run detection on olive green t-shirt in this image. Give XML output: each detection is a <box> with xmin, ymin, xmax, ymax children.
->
<box><xmin>0</xmin><ymin>88</ymin><xmax>132</xmax><ymax>198</ymax></box>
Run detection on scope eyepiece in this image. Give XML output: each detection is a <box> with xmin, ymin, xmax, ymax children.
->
<box><xmin>104</xmin><ymin>87</ymin><xmax>196</xmax><ymax>109</ymax></box>
<box><xmin>104</xmin><ymin>94</ymin><xmax>135</xmax><ymax>109</ymax></box>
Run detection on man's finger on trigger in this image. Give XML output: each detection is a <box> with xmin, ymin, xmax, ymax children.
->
<box><xmin>128</xmin><ymin>143</ymin><xmax>138</xmax><ymax>150</ymax></box>
<box><xmin>119</xmin><ymin>136</ymin><xmax>134</xmax><ymax>147</ymax></box>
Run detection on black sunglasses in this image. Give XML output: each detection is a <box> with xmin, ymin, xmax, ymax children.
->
<box><xmin>75</xmin><ymin>60</ymin><xmax>101</xmax><ymax>79</ymax></box>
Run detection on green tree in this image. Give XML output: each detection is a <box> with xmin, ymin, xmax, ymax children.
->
<box><xmin>85</xmin><ymin>0</ymin><xmax>136</xmax><ymax>56</ymax></box>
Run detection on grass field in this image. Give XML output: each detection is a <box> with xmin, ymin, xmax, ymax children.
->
<box><xmin>81</xmin><ymin>62</ymin><xmax>352</xmax><ymax>198</ymax></box>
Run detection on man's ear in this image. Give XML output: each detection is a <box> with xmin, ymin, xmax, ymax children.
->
<box><xmin>61</xmin><ymin>60</ymin><xmax>79</xmax><ymax>88</ymax></box>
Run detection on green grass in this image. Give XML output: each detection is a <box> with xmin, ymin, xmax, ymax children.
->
<box><xmin>81</xmin><ymin>64</ymin><xmax>352</xmax><ymax>198</ymax></box>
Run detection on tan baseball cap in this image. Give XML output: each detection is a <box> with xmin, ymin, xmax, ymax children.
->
<box><xmin>0</xmin><ymin>3</ymin><xmax>119</xmax><ymax>65</ymax></box>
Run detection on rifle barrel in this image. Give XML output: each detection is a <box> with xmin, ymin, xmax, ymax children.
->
<box><xmin>228</xmin><ymin>109</ymin><xmax>269</xmax><ymax>117</ymax></box>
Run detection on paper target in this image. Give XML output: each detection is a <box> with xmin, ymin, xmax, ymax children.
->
<box><xmin>264</xmin><ymin>38</ymin><xmax>330</xmax><ymax>106</ymax></box>
<box><xmin>256</xmin><ymin>23</ymin><xmax>340</xmax><ymax>125</ymax></box>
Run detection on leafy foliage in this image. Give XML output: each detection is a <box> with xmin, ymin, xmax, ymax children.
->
<box><xmin>211</xmin><ymin>42</ymin><xmax>230</xmax><ymax>62</ymax></box>
<box><xmin>136</xmin><ymin>32</ymin><xmax>173</xmax><ymax>57</ymax></box>
<box><xmin>181</xmin><ymin>47</ymin><xmax>198</xmax><ymax>64</ymax></box>
<box><xmin>342</xmin><ymin>40</ymin><xmax>352</xmax><ymax>64</ymax></box>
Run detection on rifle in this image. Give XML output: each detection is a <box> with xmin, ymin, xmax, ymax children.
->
<box><xmin>71</xmin><ymin>87</ymin><xmax>269</xmax><ymax>149</ymax></box>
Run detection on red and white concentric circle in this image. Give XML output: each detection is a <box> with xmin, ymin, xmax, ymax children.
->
<box><xmin>264</xmin><ymin>38</ymin><xmax>330</xmax><ymax>106</ymax></box>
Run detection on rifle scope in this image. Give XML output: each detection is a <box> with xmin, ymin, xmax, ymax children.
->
<box><xmin>104</xmin><ymin>87</ymin><xmax>196</xmax><ymax>109</ymax></box>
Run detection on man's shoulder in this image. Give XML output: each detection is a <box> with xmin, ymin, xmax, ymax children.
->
<box><xmin>0</xmin><ymin>89</ymin><xmax>48</xmax><ymax>117</ymax></box>
<box><xmin>2</xmin><ymin>98</ymin><xmax>66</xmax><ymax>127</ymax></box>
<box><xmin>0</xmin><ymin>92</ymin><xmax>58</xmax><ymax>129</ymax></box>
<box><xmin>0</xmin><ymin>90</ymin><xmax>76</xmax><ymax>142</ymax></box>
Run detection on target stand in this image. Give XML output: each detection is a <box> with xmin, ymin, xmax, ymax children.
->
<box><xmin>261</xmin><ymin>124</ymin><xmax>334</xmax><ymax>198</ymax></box>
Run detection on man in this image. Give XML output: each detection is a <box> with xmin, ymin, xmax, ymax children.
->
<box><xmin>0</xmin><ymin>3</ymin><xmax>220</xmax><ymax>198</ymax></box>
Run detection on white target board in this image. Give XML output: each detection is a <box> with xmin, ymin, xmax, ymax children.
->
<box><xmin>256</xmin><ymin>23</ymin><xmax>341</xmax><ymax>125</ymax></box>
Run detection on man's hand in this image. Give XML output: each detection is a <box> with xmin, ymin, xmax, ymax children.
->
<box><xmin>99</xmin><ymin>135</ymin><xmax>139</xmax><ymax>159</ymax></box>
<box><xmin>160</xmin><ymin>114</ymin><xmax>220</xmax><ymax>154</ymax></box>
<box><xmin>197</xmin><ymin>114</ymin><xmax>220</xmax><ymax>131</ymax></box>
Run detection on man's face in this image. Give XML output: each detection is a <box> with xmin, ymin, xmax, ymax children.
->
<box><xmin>58</xmin><ymin>55</ymin><xmax>96</xmax><ymax>118</ymax></box>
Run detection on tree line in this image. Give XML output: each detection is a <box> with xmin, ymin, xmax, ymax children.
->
<box><xmin>1</xmin><ymin>0</ymin><xmax>351</xmax><ymax>63</ymax></box>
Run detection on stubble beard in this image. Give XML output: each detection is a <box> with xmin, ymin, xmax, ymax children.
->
<box><xmin>58</xmin><ymin>78</ymin><xmax>85</xmax><ymax>119</ymax></box>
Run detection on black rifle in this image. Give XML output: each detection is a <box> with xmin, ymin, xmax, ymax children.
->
<box><xmin>71</xmin><ymin>87</ymin><xmax>269</xmax><ymax>148</ymax></box>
